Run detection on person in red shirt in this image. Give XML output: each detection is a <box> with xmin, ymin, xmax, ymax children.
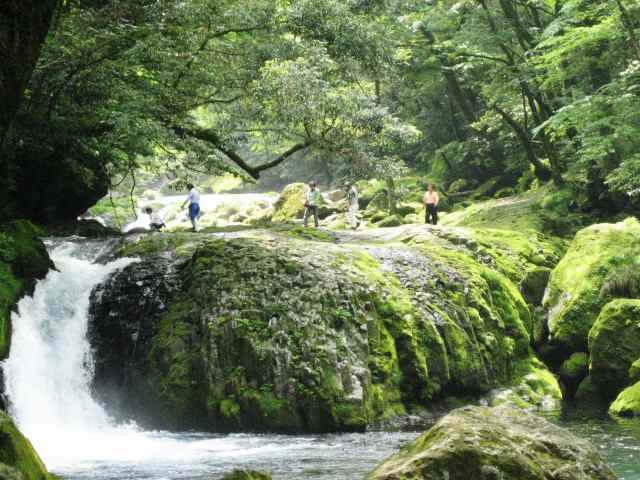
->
<box><xmin>423</xmin><ymin>184</ymin><xmax>440</xmax><ymax>225</ymax></box>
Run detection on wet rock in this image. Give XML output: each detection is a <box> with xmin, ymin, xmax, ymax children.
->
<box><xmin>88</xmin><ymin>227</ymin><xmax>561</xmax><ymax>432</ymax></box>
<box><xmin>88</xmin><ymin>254</ymin><xmax>182</xmax><ymax>426</ymax></box>
<box><xmin>220</xmin><ymin>470</ymin><xmax>272</xmax><ymax>480</ymax></box>
<box><xmin>47</xmin><ymin>219</ymin><xmax>120</xmax><ymax>238</ymax></box>
<box><xmin>367</xmin><ymin>405</ymin><xmax>616</xmax><ymax>480</ymax></box>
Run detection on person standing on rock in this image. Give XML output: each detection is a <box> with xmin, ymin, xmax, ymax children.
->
<box><xmin>181</xmin><ymin>183</ymin><xmax>201</xmax><ymax>232</ymax></box>
<box><xmin>346</xmin><ymin>183</ymin><xmax>361</xmax><ymax>230</ymax></box>
<box><xmin>423</xmin><ymin>184</ymin><xmax>439</xmax><ymax>225</ymax></box>
<box><xmin>303</xmin><ymin>181</ymin><xmax>321</xmax><ymax>228</ymax></box>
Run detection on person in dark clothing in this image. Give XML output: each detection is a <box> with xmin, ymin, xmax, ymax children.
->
<box><xmin>423</xmin><ymin>184</ymin><xmax>439</xmax><ymax>225</ymax></box>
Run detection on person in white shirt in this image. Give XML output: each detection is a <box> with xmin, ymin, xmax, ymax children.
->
<box><xmin>345</xmin><ymin>183</ymin><xmax>360</xmax><ymax>230</ymax></box>
<box><xmin>181</xmin><ymin>183</ymin><xmax>201</xmax><ymax>232</ymax></box>
<box><xmin>145</xmin><ymin>207</ymin><xmax>165</xmax><ymax>231</ymax></box>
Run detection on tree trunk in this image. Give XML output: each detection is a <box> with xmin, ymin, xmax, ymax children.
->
<box><xmin>613</xmin><ymin>0</ymin><xmax>640</xmax><ymax>62</ymax></box>
<box><xmin>493</xmin><ymin>104</ymin><xmax>551</xmax><ymax>181</ymax></box>
<box><xmin>386</xmin><ymin>177</ymin><xmax>398</xmax><ymax>214</ymax></box>
<box><xmin>0</xmin><ymin>0</ymin><xmax>59</xmax><ymax>146</ymax></box>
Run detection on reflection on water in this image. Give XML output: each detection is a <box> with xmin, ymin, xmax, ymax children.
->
<box><xmin>546</xmin><ymin>406</ymin><xmax>640</xmax><ymax>480</ymax></box>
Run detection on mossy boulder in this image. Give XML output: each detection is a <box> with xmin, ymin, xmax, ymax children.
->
<box><xmin>630</xmin><ymin>359</ymin><xmax>640</xmax><ymax>384</ymax></box>
<box><xmin>272</xmin><ymin>183</ymin><xmax>306</xmax><ymax>222</ymax></box>
<box><xmin>544</xmin><ymin>218</ymin><xmax>640</xmax><ymax>360</ymax></box>
<box><xmin>588</xmin><ymin>299</ymin><xmax>640</xmax><ymax>400</ymax></box>
<box><xmin>91</xmin><ymin>225</ymin><xmax>561</xmax><ymax>432</ymax></box>
<box><xmin>221</xmin><ymin>470</ymin><xmax>272</xmax><ymax>480</ymax></box>
<box><xmin>0</xmin><ymin>221</ymin><xmax>52</xmax><ymax>359</ymax></box>
<box><xmin>485</xmin><ymin>357</ymin><xmax>562</xmax><ymax>410</ymax></box>
<box><xmin>559</xmin><ymin>352</ymin><xmax>589</xmax><ymax>399</ymax></box>
<box><xmin>575</xmin><ymin>377</ymin><xmax>601</xmax><ymax>404</ymax></box>
<box><xmin>0</xmin><ymin>411</ymin><xmax>52</xmax><ymax>480</ymax></box>
<box><xmin>375</xmin><ymin>215</ymin><xmax>402</xmax><ymax>228</ymax></box>
<box><xmin>366</xmin><ymin>405</ymin><xmax>616</xmax><ymax>480</ymax></box>
<box><xmin>519</xmin><ymin>266</ymin><xmax>551</xmax><ymax>306</ymax></box>
<box><xmin>609</xmin><ymin>380</ymin><xmax>640</xmax><ymax>417</ymax></box>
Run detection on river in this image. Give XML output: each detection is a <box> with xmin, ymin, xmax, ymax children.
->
<box><xmin>2</xmin><ymin>240</ymin><xmax>640</xmax><ymax>479</ymax></box>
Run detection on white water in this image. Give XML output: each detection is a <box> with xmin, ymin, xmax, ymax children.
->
<box><xmin>123</xmin><ymin>193</ymin><xmax>275</xmax><ymax>232</ymax></box>
<box><xmin>1</xmin><ymin>239</ymin><xmax>419</xmax><ymax>479</ymax></box>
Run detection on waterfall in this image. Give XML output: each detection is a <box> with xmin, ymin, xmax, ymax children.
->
<box><xmin>2</xmin><ymin>240</ymin><xmax>136</xmax><ymax>465</ymax></box>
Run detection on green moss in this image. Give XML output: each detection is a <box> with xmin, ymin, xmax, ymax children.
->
<box><xmin>575</xmin><ymin>376</ymin><xmax>601</xmax><ymax>404</ymax></box>
<box><xmin>375</xmin><ymin>215</ymin><xmax>402</xmax><ymax>228</ymax></box>
<box><xmin>442</xmin><ymin>186</ymin><xmax>548</xmax><ymax>232</ymax></box>
<box><xmin>630</xmin><ymin>359</ymin><xmax>640</xmax><ymax>384</ymax></box>
<box><xmin>609</xmin><ymin>381</ymin><xmax>640</xmax><ymax>418</ymax></box>
<box><xmin>284</xmin><ymin>225</ymin><xmax>335</xmax><ymax>242</ymax></box>
<box><xmin>0</xmin><ymin>411</ymin><xmax>51</xmax><ymax>480</ymax></box>
<box><xmin>545</xmin><ymin>218</ymin><xmax>640</xmax><ymax>356</ymax></box>
<box><xmin>0</xmin><ymin>221</ymin><xmax>52</xmax><ymax>360</ymax></box>
<box><xmin>220</xmin><ymin>399</ymin><xmax>241</xmax><ymax>420</ymax></box>
<box><xmin>588</xmin><ymin>299</ymin><xmax>640</xmax><ymax>399</ymax></box>
<box><xmin>367</xmin><ymin>405</ymin><xmax>615</xmax><ymax>480</ymax></box>
<box><xmin>221</xmin><ymin>470</ymin><xmax>272</xmax><ymax>480</ymax></box>
<box><xmin>559</xmin><ymin>352</ymin><xmax>589</xmax><ymax>397</ymax></box>
<box><xmin>138</xmin><ymin>221</ymin><xmax>567</xmax><ymax>432</ymax></box>
<box><xmin>272</xmin><ymin>183</ymin><xmax>306</xmax><ymax>222</ymax></box>
<box><xmin>115</xmin><ymin>233</ymin><xmax>192</xmax><ymax>258</ymax></box>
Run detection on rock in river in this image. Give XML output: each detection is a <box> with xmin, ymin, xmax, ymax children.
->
<box><xmin>367</xmin><ymin>405</ymin><xmax>616</xmax><ymax>480</ymax></box>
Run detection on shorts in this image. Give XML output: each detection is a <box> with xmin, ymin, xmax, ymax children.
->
<box><xmin>189</xmin><ymin>203</ymin><xmax>200</xmax><ymax>220</ymax></box>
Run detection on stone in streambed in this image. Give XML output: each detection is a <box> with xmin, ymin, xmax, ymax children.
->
<box><xmin>609</xmin><ymin>380</ymin><xmax>640</xmax><ymax>417</ymax></box>
<box><xmin>588</xmin><ymin>299</ymin><xmax>640</xmax><ymax>400</ymax></box>
<box><xmin>366</xmin><ymin>405</ymin><xmax>616</xmax><ymax>480</ymax></box>
<box><xmin>559</xmin><ymin>352</ymin><xmax>589</xmax><ymax>399</ymax></box>
<box><xmin>220</xmin><ymin>470</ymin><xmax>272</xmax><ymax>480</ymax></box>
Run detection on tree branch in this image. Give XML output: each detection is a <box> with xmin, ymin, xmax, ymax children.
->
<box><xmin>178</xmin><ymin>126</ymin><xmax>309</xmax><ymax>179</ymax></box>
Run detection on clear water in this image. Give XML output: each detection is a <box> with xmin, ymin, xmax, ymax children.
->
<box><xmin>549</xmin><ymin>409</ymin><xmax>640</xmax><ymax>480</ymax></box>
<box><xmin>3</xmin><ymin>240</ymin><xmax>640</xmax><ymax>480</ymax></box>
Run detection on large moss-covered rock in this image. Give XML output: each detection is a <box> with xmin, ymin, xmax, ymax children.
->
<box><xmin>90</xmin><ymin>224</ymin><xmax>562</xmax><ymax>432</ymax></box>
<box><xmin>272</xmin><ymin>183</ymin><xmax>306</xmax><ymax>222</ymax></box>
<box><xmin>544</xmin><ymin>218</ymin><xmax>640</xmax><ymax>361</ymax></box>
<box><xmin>366</xmin><ymin>405</ymin><xmax>616</xmax><ymax>480</ymax></box>
<box><xmin>588</xmin><ymin>299</ymin><xmax>640</xmax><ymax>400</ymax></box>
<box><xmin>0</xmin><ymin>411</ymin><xmax>51</xmax><ymax>480</ymax></box>
<box><xmin>609</xmin><ymin>380</ymin><xmax>640</xmax><ymax>418</ymax></box>
<box><xmin>0</xmin><ymin>220</ymin><xmax>52</xmax><ymax>359</ymax></box>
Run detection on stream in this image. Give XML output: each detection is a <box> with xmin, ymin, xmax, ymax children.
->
<box><xmin>2</xmin><ymin>239</ymin><xmax>640</xmax><ymax>480</ymax></box>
